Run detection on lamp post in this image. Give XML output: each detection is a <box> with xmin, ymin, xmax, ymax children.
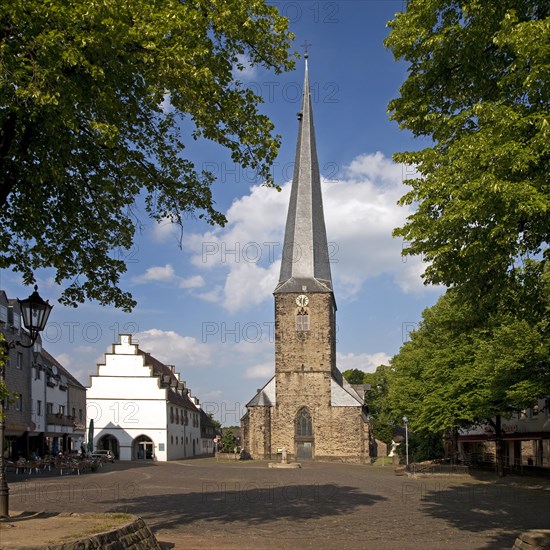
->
<box><xmin>1</xmin><ymin>286</ymin><xmax>53</xmax><ymax>518</ymax></box>
<box><xmin>403</xmin><ymin>416</ymin><xmax>409</xmax><ymax>466</ymax></box>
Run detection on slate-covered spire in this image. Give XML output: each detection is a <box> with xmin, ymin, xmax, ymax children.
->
<box><xmin>275</xmin><ymin>56</ymin><xmax>333</xmax><ymax>294</ymax></box>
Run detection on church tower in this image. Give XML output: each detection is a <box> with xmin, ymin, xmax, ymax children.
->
<box><xmin>242</xmin><ymin>56</ymin><xmax>370</xmax><ymax>463</ymax></box>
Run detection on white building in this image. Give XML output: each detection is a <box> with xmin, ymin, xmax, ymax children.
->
<box><xmin>86</xmin><ymin>334</ymin><xmax>203</xmax><ymax>461</ymax></box>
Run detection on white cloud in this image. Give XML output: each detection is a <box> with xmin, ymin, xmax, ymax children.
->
<box><xmin>160</xmin><ymin>92</ymin><xmax>174</xmax><ymax>114</ymax></box>
<box><xmin>151</xmin><ymin>217</ymin><xmax>180</xmax><ymax>242</ymax></box>
<box><xmin>222</xmin><ymin>261</ymin><xmax>280</xmax><ymax>313</ymax></box>
<box><xmin>134</xmin><ymin>328</ymin><xmax>212</xmax><ymax>367</ymax></box>
<box><xmin>134</xmin><ymin>264</ymin><xmax>177</xmax><ymax>283</ymax></box>
<box><xmin>345</xmin><ymin>151</ymin><xmax>405</xmax><ymax>183</ymax></box>
<box><xmin>133</xmin><ymin>264</ymin><xmax>204</xmax><ymax>289</ymax></box>
<box><xmin>336</xmin><ymin>351</ymin><xmax>392</xmax><ymax>373</ymax></box>
<box><xmin>178</xmin><ymin>275</ymin><xmax>205</xmax><ymax>289</ymax></box>
<box><xmin>196</xmin><ymin>286</ymin><xmax>223</xmax><ymax>303</ymax></box>
<box><xmin>394</xmin><ymin>259</ymin><xmax>439</xmax><ymax>295</ymax></box>
<box><xmin>233</xmin><ymin>54</ymin><xmax>258</xmax><ymax>81</ymax></box>
<box><xmin>183</xmin><ymin>151</ymin><xmax>439</xmax><ymax>313</ymax></box>
<box><xmin>55</xmin><ymin>352</ymin><xmax>71</xmax><ymax>368</ymax></box>
<box><xmin>55</xmin><ymin>352</ymin><xmax>95</xmax><ymax>387</ymax></box>
<box><xmin>244</xmin><ymin>363</ymin><xmax>274</xmax><ymax>379</ymax></box>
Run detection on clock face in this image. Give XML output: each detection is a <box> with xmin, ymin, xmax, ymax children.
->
<box><xmin>296</xmin><ymin>294</ymin><xmax>309</xmax><ymax>307</ymax></box>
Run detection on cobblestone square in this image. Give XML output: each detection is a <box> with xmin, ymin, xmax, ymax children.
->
<box><xmin>6</xmin><ymin>459</ymin><xmax>550</xmax><ymax>549</ymax></box>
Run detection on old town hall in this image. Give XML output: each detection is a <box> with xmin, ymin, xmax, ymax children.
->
<box><xmin>241</xmin><ymin>57</ymin><xmax>370</xmax><ymax>462</ymax></box>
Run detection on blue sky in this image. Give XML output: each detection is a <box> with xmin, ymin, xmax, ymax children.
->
<box><xmin>1</xmin><ymin>1</ymin><xmax>444</xmax><ymax>425</ymax></box>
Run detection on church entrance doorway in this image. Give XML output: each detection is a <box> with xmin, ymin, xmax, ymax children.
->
<box><xmin>296</xmin><ymin>441</ymin><xmax>313</xmax><ymax>460</ymax></box>
<box><xmin>295</xmin><ymin>407</ymin><xmax>314</xmax><ymax>460</ymax></box>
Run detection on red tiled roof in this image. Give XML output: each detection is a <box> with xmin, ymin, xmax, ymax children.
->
<box><xmin>138</xmin><ymin>349</ymin><xmax>197</xmax><ymax>411</ymax></box>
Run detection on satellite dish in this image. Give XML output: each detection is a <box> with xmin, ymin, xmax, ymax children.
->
<box><xmin>51</xmin><ymin>365</ymin><xmax>58</xmax><ymax>376</ymax></box>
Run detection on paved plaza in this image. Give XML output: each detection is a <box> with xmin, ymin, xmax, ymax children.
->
<box><xmin>6</xmin><ymin>458</ymin><xmax>550</xmax><ymax>549</ymax></box>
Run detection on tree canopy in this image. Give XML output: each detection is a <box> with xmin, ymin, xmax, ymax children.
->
<box><xmin>389</xmin><ymin>289</ymin><xmax>550</xmax><ymax>435</ymax></box>
<box><xmin>0</xmin><ymin>0</ymin><xmax>295</xmax><ymax>310</ymax></box>
<box><xmin>341</xmin><ymin>368</ymin><xmax>366</xmax><ymax>385</ymax></box>
<box><xmin>385</xmin><ymin>0</ymin><xmax>549</xmax><ymax>311</ymax></box>
<box><xmin>342</xmin><ymin>365</ymin><xmax>396</xmax><ymax>446</ymax></box>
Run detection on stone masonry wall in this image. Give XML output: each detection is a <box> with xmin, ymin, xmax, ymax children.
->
<box><xmin>512</xmin><ymin>530</ymin><xmax>550</xmax><ymax>550</ymax></box>
<box><xmin>271</xmin><ymin>292</ymin><xmax>368</xmax><ymax>463</ymax></box>
<box><xmin>245</xmin><ymin>406</ymin><xmax>272</xmax><ymax>459</ymax></box>
<box><xmin>3</xmin><ymin>515</ymin><xmax>161</xmax><ymax>550</ymax></box>
<box><xmin>274</xmin><ymin>292</ymin><xmax>335</xmax><ymax>376</ymax></box>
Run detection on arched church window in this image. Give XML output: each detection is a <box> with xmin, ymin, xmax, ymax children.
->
<box><xmin>295</xmin><ymin>407</ymin><xmax>312</xmax><ymax>437</ymax></box>
<box><xmin>296</xmin><ymin>307</ymin><xmax>309</xmax><ymax>331</ymax></box>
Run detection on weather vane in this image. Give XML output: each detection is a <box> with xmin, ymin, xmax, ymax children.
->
<box><xmin>301</xmin><ymin>40</ymin><xmax>312</xmax><ymax>58</ymax></box>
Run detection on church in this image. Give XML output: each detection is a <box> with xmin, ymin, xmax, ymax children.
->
<box><xmin>241</xmin><ymin>57</ymin><xmax>371</xmax><ymax>463</ymax></box>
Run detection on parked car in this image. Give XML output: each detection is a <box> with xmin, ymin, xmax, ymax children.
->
<box><xmin>90</xmin><ymin>450</ymin><xmax>115</xmax><ymax>462</ymax></box>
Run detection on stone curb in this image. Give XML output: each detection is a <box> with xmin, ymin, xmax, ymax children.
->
<box><xmin>512</xmin><ymin>530</ymin><xmax>550</xmax><ymax>550</ymax></box>
<box><xmin>1</xmin><ymin>513</ymin><xmax>162</xmax><ymax>550</ymax></box>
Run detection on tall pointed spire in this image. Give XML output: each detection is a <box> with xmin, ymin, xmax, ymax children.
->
<box><xmin>275</xmin><ymin>55</ymin><xmax>333</xmax><ymax>294</ymax></box>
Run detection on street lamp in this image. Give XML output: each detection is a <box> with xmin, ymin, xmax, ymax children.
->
<box><xmin>403</xmin><ymin>416</ymin><xmax>409</xmax><ymax>466</ymax></box>
<box><xmin>1</xmin><ymin>285</ymin><xmax>53</xmax><ymax>518</ymax></box>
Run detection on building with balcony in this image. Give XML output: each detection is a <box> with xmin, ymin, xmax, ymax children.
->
<box><xmin>1</xmin><ymin>289</ymin><xmax>86</xmax><ymax>459</ymax></box>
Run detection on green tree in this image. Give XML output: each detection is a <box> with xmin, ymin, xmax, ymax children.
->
<box><xmin>341</xmin><ymin>368</ymin><xmax>366</xmax><ymax>385</ymax></box>
<box><xmin>342</xmin><ymin>366</ymin><xmax>398</xmax><ymax>447</ymax></box>
<box><xmin>385</xmin><ymin>1</ymin><xmax>549</xmax><ymax>312</ymax></box>
<box><xmin>221</xmin><ymin>428</ymin><xmax>238</xmax><ymax>452</ymax></box>
<box><xmin>0</xmin><ymin>0</ymin><xmax>295</xmax><ymax>311</ymax></box>
<box><xmin>389</xmin><ymin>289</ymin><xmax>550</xmax><ymax>475</ymax></box>
<box><xmin>208</xmin><ymin>414</ymin><xmax>222</xmax><ymax>432</ymax></box>
<box><xmin>363</xmin><ymin>366</ymin><xmax>396</xmax><ymax>447</ymax></box>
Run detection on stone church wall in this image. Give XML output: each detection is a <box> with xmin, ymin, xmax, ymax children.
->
<box><xmin>274</xmin><ymin>293</ymin><xmax>335</xmax><ymax>375</ymax></box>
<box><xmin>243</xmin><ymin>281</ymin><xmax>370</xmax><ymax>464</ymax></box>
<box><xmin>243</xmin><ymin>406</ymin><xmax>272</xmax><ymax>459</ymax></box>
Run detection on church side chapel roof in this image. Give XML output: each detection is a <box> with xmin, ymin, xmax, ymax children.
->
<box><xmin>246</xmin><ymin>372</ymin><xmax>363</xmax><ymax>408</ymax></box>
<box><xmin>330</xmin><ymin>370</ymin><xmax>365</xmax><ymax>407</ymax></box>
<box><xmin>275</xmin><ymin>55</ymin><xmax>332</xmax><ymax>295</ymax></box>
<box><xmin>138</xmin><ymin>349</ymin><xmax>197</xmax><ymax>411</ymax></box>
<box><xmin>246</xmin><ymin>376</ymin><xmax>276</xmax><ymax>407</ymax></box>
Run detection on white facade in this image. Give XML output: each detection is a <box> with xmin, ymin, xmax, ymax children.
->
<box><xmin>86</xmin><ymin>334</ymin><xmax>202</xmax><ymax>461</ymax></box>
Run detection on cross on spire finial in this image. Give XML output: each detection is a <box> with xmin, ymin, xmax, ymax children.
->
<box><xmin>301</xmin><ymin>40</ymin><xmax>312</xmax><ymax>58</ymax></box>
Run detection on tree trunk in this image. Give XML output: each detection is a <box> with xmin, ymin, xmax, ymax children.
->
<box><xmin>452</xmin><ymin>427</ymin><xmax>459</xmax><ymax>465</ymax></box>
<box><xmin>494</xmin><ymin>415</ymin><xmax>506</xmax><ymax>477</ymax></box>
